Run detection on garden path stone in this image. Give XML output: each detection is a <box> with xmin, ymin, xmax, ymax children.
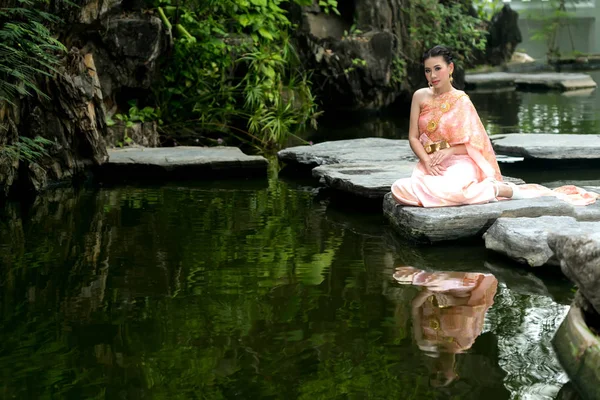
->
<box><xmin>277</xmin><ymin>138</ymin><xmax>417</xmax><ymax>167</ymax></box>
<box><xmin>465</xmin><ymin>72</ymin><xmax>597</xmax><ymax>90</ymax></box>
<box><xmin>101</xmin><ymin>146</ymin><xmax>268</xmax><ymax>179</ymax></box>
<box><xmin>383</xmin><ymin>194</ymin><xmax>600</xmax><ymax>243</ymax></box>
<box><xmin>483</xmin><ymin>216</ymin><xmax>600</xmax><ymax>267</ymax></box>
<box><xmin>491</xmin><ymin>134</ymin><xmax>600</xmax><ymax>159</ymax></box>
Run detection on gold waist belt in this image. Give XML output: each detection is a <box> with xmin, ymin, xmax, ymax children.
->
<box><xmin>424</xmin><ymin>140</ymin><xmax>450</xmax><ymax>154</ymax></box>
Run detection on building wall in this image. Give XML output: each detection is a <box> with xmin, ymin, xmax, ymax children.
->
<box><xmin>499</xmin><ymin>0</ymin><xmax>599</xmax><ymax>59</ymax></box>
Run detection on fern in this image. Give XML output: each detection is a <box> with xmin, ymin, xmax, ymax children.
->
<box><xmin>0</xmin><ymin>0</ymin><xmax>69</xmax><ymax>104</ymax></box>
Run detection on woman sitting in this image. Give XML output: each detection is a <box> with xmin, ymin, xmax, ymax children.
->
<box><xmin>391</xmin><ymin>45</ymin><xmax>597</xmax><ymax>207</ymax></box>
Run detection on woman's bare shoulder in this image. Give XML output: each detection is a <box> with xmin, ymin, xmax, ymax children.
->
<box><xmin>412</xmin><ymin>88</ymin><xmax>431</xmax><ymax>105</ymax></box>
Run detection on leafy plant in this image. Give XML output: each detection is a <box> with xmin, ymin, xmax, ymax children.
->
<box><xmin>150</xmin><ymin>0</ymin><xmax>320</xmax><ymax>150</ymax></box>
<box><xmin>318</xmin><ymin>0</ymin><xmax>340</xmax><ymax>16</ymax></box>
<box><xmin>402</xmin><ymin>0</ymin><xmax>488</xmax><ymax>69</ymax></box>
<box><xmin>106</xmin><ymin>100</ymin><xmax>161</xmax><ymax>147</ymax></box>
<box><xmin>0</xmin><ymin>0</ymin><xmax>68</xmax><ymax>105</ymax></box>
<box><xmin>472</xmin><ymin>0</ymin><xmax>504</xmax><ymax>21</ymax></box>
<box><xmin>527</xmin><ymin>0</ymin><xmax>580</xmax><ymax>60</ymax></box>
<box><xmin>0</xmin><ymin>136</ymin><xmax>53</xmax><ymax>162</ymax></box>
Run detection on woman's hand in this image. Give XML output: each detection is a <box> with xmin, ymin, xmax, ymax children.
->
<box><xmin>422</xmin><ymin>159</ymin><xmax>446</xmax><ymax>176</ymax></box>
<box><xmin>429</xmin><ymin>147</ymin><xmax>453</xmax><ymax>167</ymax></box>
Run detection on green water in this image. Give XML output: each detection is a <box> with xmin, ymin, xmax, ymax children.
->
<box><xmin>0</xmin><ymin>173</ymin><xmax>576</xmax><ymax>399</ymax></box>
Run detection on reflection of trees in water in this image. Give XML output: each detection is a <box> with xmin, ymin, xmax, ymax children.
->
<box><xmin>485</xmin><ymin>286</ymin><xmax>570</xmax><ymax>398</ymax></box>
<box><xmin>471</xmin><ymin>88</ymin><xmax>600</xmax><ymax>135</ymax></box>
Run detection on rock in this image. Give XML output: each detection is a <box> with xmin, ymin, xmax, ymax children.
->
<box><xmin>278</xmin><ymin>138</ymin><xmax>416</xmax><ymax>167</ymax></box>
<box><xmin>383</xmin><ymin>193</ymin><xmax>600</xmax><ymax>243</ymax></box>
<box><xmin>552</xmin><ymin>304</ymin><xmax>600</xmax><ymax>400</ymax></box>
<box><xmin>465</xmin><ymin>72</ymin><xmax>597</xmax><ymax>90</ymax></box>
<box><xmin>94</xmin><ymin>14</ymin><xmax>170</xmax><ymax>99</ymax></box>
<box><xmin>99</xmin><ymin>146</ymin><xmax>268</xmax><ymax>180</ymax></box>
<box><xmin>510</xmin><ymin>52</ymin><xmax>535</xmax><ymax>64</ymax></box>
<box><xmin>491</xmin><ymin>134</ymin><xmax>600</xmax><ymax>160</ymax></box>
<box><xmin>483</xmin><ymin>216</ymin><xmax>600</xmax><ymax>267</ymax></box>
<box><xmin>313</xmin><ymin>161</ymin><xmax>525</xmax><ymax>199</ymax></box>
<box><xmin>106</xmin><ymin>121</ymin><xmax>160</xmax><ymax>147</ymax></box>
<box><xmin>17</xmin><ymin>49</ymin><xmax>109</xmax><ymax>192</ymax></box>
<box><xmin>548</xmin><ymin>231</ymin><xmax>600</xmax><ymax>315</ymax></box>
<box><xmin>312</xmin><ymin>162</ymin><xmax>414</xmax><ymax>199</ymax></box>
<box><xmin>484</xmin><ymin>5</ymin><xmax>522</xmax><ymax>66</ymax></box>
<box><xmin>293</xmin><ymin>1</ymin><xmax>405</xmax><ymax>111</ymax></box>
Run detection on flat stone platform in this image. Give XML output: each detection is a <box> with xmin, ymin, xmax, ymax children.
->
<box><xmin>465</xmin><ymin>72</ymin><xmax>597</xmax><ymax>90</ymax></box>
<box><xmin>484</xmin><ymin>216</ymin><xmax>600</xmax><ymax>267</ymax></box>
<box><xmin>313</xmin><ymin>163</ymin><xmax>525</xmax><ymax>199</ymax></box>
<box><xmin>100</xmin><ymin>146</ymin><xmax>268</xmax><ymax>179</ymax></box>
<box><xmin>383</xmin><ymin>193</ymin><xmax>600</xmax><ymax>243</ymax></box>
<box><xmin>278</xmin><ymin>138</ymin><xmax>416</xmax><ymax>167</ymax></box>
<box><xmin>491</xmin><ymin>134</ymin><xmax>600</xmax><ymax>160</ymax></box>
<box><xmin>281</xmin><ymin>138</ymin><xmax>524</xmax><ymax>199</ymax></box>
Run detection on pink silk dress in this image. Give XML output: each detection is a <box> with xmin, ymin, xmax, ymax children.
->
<box><xmin>391</xmin><ymin>89</ymin><xmax>598</xmax><ymax>207</ymax></box>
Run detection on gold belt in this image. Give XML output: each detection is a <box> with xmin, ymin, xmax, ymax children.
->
<box><xmin>424</xmin><ymin>140</ymin><xmax>450</xmax><ymax>154</ymax></box>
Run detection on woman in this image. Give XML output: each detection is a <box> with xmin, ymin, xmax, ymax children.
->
<box><xmin>391</xmin><ymin>45</ymin><xmax>598</xmax><ymax>207</ymax></box>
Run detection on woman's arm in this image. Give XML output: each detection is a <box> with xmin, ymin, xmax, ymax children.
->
<box><xmin>408</xmin><ymin>90</ymin><xmax>445</xmax><ymax>176</ymax></box>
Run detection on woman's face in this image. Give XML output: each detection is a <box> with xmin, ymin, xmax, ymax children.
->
<box><xmin>424</xmin><ymin>56</ymin><xmax>454</xmax><ymax>89</ymax></box>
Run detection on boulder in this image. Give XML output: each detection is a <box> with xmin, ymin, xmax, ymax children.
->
<box><xmin>484</xmin><ymin>5</ymin><xmax>522</xmax><ymax>66</ymax></box>
<box><xmin>484</xmin><ymin>216</ymin><xmax>600</xmax><ymax>267</ymax></box>
<box><xmin>553</xmin><ymin>304</ymin><xmax>600</xmax><ymax>400</ymax></box>
<box><xmin>491</xmin><ymin>134</ymin><xmax>600</xmax><ymax>160</ymax></box>
<box><xmin>548</xmin><ymin>231</ymin><xmax>600</xmax><ymax>315</ymax></box>
<box><xmin>383</xmin><ymin>193</ymin><xmax>600</xmax><ymax>243</ymax></box>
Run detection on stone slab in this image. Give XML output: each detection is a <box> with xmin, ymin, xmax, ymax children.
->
<box><xmin>277</xmin><ymin>138</ymin><xmax>416</xmax><ymax>167</ymax></box>
<box><xmin>483</xmin><ymin>216</ymin><xmax>600</xmax><ymax>267</ymax></box>
<box><xmin>549</xmin><ymin>231</ymin><xmax>600</xmax><ymax>316</ymax></box>
<box><xmin>102</xmin><ymin>146</ymin><xmax>268</xmax><ymax>178</ymax></box>
<box><xmin>465</xmin><ymin>72</ymin><xmax>597</xmax><ymax>90</ymax></box>
<box><xmin>383</xmin><ymin>193</ymin><xmax>600</xmax><ymax>243</ymax></box>
<box><xmin>491</xmin><ymin>134</ymin><xmax>600</xmax><ymax>159</ymax></box>
<box><xmin>313</xmin><ymin>162</ymin><xmax>526</xmax><ymax>199</ymax></box>
<box><xmin>553</xmin><ymin>305</ymin><xmax>600</xmax><ymax>400</ymax></box>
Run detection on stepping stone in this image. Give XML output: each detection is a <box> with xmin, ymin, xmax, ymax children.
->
<box><xmin>549</xmin><ymin>231</ymin><xmax>600</xmax><ymax>315</ymax></box>
<box><xmin>101</xmin><ymin>146</ymin><xmax>268</xmax><ymax>179</ymax></box>
<box><xmin>313</xmin><ymin>162</ymin><xmax>525</xmax><ymax>199</ymax></box>
<box><xmin>277</xmin><ymin>138</ymin><xmax>416</xmax><ymax>167</ymax></box>
<box><xmin>483</xmin><ymin>216</ymin><xmax>600</xmax><ymax>267</ymax></box>
<box><xmin>465</xmin><ymin>72</ymin><xmax>597</xmax><ymax>90</ymax></box>
<box><xmin>383</xmin><ymin>193</ymin><xmax>600</xmax><ymax>243</ymax></box>
<box><xmin>491</xmin><ymin>134</ymin><xmax>600</xmax><ymax>159</ymax></box>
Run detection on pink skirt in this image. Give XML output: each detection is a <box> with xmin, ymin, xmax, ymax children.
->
<box><xmin>391</xmin><ymin>155</ymin><xmax>496</xmax><ymax>207</ymax></box>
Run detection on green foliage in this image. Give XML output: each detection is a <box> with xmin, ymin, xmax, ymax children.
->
<box><xmin>527</xmin><ymin>0</ymin><xmax>580</xmax><ymax>60</ymax></box>
<box><xmin>318</xmin><ymin>0</ymin><xmax>340</xmax><ymax>15</ymax></box>
<box><xmin>403</xmin><ymin>0</ymin><xmax>487</xmax><ymax>68</ymax></box>
<box><xmin>391</xmin><ymin>57</ymin><xmax>407</xmax><ymax>86</ymax></box>
<box><xmin>472</xmin><ymin>0</ymin><xmax>503</xmax><ymax>21</ymax></box>
<box><xmin>0</xmin><ymin>0</ymin><xmax>68</xmax><ymax>105</ymax></box>
<box><xmin>151</xmin><ymin>0</ymin><xmax>320</xmax><ymax>150</ymax></box>
<box><xmin>0</xmin><ymin>136</ymin><xmax>53</xmax><ymax>162</ymax></box>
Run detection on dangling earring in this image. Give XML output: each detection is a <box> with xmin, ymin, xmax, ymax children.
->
<box><xmin>450</xmin><ymin>74</ymin><xmax>454</xmax><ymax>83</ymax></box>
<box><xmin>428</xmin><ymin>81</ymin><xmax>433</xmax><ymax>89</ymax></box>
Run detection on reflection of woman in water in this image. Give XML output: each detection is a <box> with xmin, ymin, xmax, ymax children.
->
<box><xmin>393</xmin><ymin>267</ymin><xmax>498</xmax><ymax>387</ymax></box>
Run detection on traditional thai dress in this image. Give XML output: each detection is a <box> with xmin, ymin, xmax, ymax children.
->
<box><xmin>391</xmin><ymin>89</ymin><xmax>598</xmax><ymax>207</ymax></box>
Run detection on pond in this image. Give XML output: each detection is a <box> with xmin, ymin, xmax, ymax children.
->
<box><xmin>0</xmin><ymin>175</ymin><xmax>577</xmax><ymax>399</ymax></box>
<box><xmin>1</xmin><ymin>76</ymin><xmax>598</xmax><ymax>399</ymax></box>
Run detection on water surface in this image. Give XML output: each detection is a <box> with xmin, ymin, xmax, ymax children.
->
<box><xmin>0</xmin><ymin>175</ymin><xmax>576</xmax><ymax>399</ymax></box>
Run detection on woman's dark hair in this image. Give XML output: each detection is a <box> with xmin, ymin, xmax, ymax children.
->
<box><xmin>422</xmin><ymin>45</ymin><xmax>454</xmax><ymax>65</ymax></box>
